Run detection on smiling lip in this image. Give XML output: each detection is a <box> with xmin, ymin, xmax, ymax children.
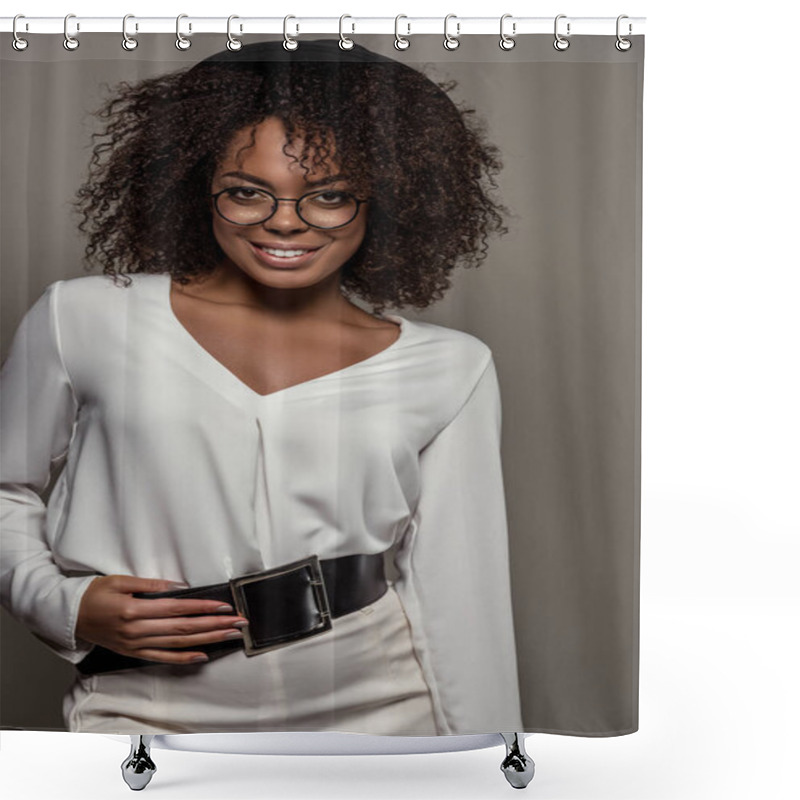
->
<box><xmin>251</xmin><ymin>241</ymin><xmax>323</xmax><ymax>250</ymax></box>
<box><xmin>248</xmin><ymin>241</ymin><xmax>323</xmax><ymax>269</ymax></box>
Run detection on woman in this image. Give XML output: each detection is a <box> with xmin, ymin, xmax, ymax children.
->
<box><xmin>0</xmin><ymin>39</ymin><xmax>523</xmax><ymax>736</ymax></box>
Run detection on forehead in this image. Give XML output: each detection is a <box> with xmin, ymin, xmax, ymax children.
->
<box><xmin>220</xmin><ymin>117</ymin><xmax>340</xmax><ymax>175</ymax></box>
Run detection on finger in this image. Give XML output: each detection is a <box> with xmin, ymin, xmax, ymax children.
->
<box><xmin>107</xmin><ymin>575</ymin><xmax>190</xmax><ymax>594</ymax></box>
<box><xmin>126</xmin><ymin>649</ymin><xmax>212</xmax><ymax>666</ymax></box>
<box><xmin>131</xmin><ymin>597</ymin><xmax>243</xmax><ymax>618</ymax></box>
<box><xmin>128</xmin><ymin>627</ymin><xmax>245</xmax><ymax>651</ymax></box>
<box><xmin>123</xmin><ymin>614</ymin><xmax>248</xmax><ymax>639</ymax></box>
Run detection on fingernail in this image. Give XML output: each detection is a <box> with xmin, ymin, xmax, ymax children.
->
<box><xmin>189</xmin><ymin>655</ymin><xmax>208</xmax><ymax>663</ymax></box>
<box><xmin>232</xmin><ymin>620</ymin><xmax>248</xmax><ymax>628</ymax></box>
<box><xmin>215</xmin><ymin>604</ymin><xmax>234</xmax><ymax>613</ymax></box>
<box><xmin>223</xmin><ymin>630</ymin><xmax>244</xmax><ymax>640</ymax></box>
<box><xmin>168</xmin><ymin>582</ymin><xmax>190</xmax><ymax>589</ymax></box>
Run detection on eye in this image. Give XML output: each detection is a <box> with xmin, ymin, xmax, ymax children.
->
<box><xmin>310</xmin><ymin>190</ymin><xmax>350</xmax><ymax>206</ymax></box>
<box><xmin>226</xmin><ymin>187</ymin><xmax>268</xmax><ymax>203</ymax></box>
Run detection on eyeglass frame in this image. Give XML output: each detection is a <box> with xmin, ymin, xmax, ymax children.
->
<box><xmin>210</xmin><ymin>186</ymin><xmax>371</xmax><ymax>230</ymax></box>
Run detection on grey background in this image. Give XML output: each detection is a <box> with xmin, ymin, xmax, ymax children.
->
<box><xmin>0</xmin><ymin>32</ymin><xmax>643</xmax><ymax>735</ymax></box>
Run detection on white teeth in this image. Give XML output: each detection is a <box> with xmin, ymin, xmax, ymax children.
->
<box><xmin>257</xmin><ymin>246</ymin><xmax>313</xmax><ymax>258</ymax></box>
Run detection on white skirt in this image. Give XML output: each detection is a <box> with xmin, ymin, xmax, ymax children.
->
<box><xmin>63</xmin><ymin>583</ymin><xmax>439</xmax><ymax>735</ymax></box>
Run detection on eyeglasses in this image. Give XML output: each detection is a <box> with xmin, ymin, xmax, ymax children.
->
<box><xmin>211</xmin><ymin>186</ymin><xmax>369</xmax><ymax>230</ymax></box>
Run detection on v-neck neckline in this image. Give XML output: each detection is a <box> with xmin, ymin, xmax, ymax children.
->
<box><xmin>159</xmin><ymin>273</ymin><xmax>408</xmax><ymax>402</ymax></box>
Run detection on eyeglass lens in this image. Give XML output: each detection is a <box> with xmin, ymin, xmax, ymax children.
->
<box><xmin>216</xmin><ymin>188</ymin><xmax>359</xmax><ymax>228</ymax></box>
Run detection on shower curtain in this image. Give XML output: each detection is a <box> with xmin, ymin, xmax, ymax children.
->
<box><xmin>0</xmin><ymin>29</ymin><xmax>644</xmax><ymax>738</ymax></box>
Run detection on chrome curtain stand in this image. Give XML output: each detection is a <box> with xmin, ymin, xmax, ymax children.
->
<box><xmin>121</xmin><ymin>732</ymin><xmax>535</xmax><ymax>791</ymax></box>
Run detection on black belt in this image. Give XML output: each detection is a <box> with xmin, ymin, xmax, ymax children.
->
<box><xmin>76</xmin><ymin>551</ymin><xmax>388</xmax><ymax>676</ymax></box>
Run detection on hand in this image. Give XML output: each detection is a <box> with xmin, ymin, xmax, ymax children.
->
<box><xmin>75</xmin><ymin>575</ymin><xmax>249</xmax><ymax>665</ymax></box>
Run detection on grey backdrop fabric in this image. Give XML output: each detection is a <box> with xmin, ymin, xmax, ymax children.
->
<box><xmin>0</xmin><ymin>32</ymin><xmax>644</xmax><ymax>735</ymax></box>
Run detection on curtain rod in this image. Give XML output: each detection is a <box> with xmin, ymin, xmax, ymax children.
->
<box><xmin>1</xmin><ymin>16</ymin><xmax>646</xmax><ymax>37</ymax></box>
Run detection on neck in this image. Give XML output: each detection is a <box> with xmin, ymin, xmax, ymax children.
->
<box><xmin>181</xmin><ymin>260</ymin><xmax>358</xmax><ymax>323</ymax></box>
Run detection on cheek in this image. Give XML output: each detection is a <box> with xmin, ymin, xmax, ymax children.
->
<box><xmin>344</xmin><ymin>218</ymin><xmax>368</xmax><ymax>251</ymax></box>
<box><xmin>212</xmin><ymin>217</ymin><xmax>237</xmax><ymax>248</ymax></box>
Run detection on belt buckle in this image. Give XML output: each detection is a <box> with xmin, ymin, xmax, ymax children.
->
<box><xmin>229</xmin><ymin>554</ymin><xmax>333</xmax><ymax>656</ymax></box>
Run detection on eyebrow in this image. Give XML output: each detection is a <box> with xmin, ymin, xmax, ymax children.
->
<box><xmin>220</xmin><ymin>170</ymin><xmax>348</xmax><ymax>189</ymax></box>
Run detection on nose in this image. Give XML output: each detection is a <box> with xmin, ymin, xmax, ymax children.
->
<box><xmin>262</xmin><ymin>197</ymin><xmax>309</xmax><ymax>233</ymax></box>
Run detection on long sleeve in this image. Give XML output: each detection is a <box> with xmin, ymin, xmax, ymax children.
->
<box><xmin>0</xmin><ymin>281</ymin><xmax>97</xmax><ymax>663</ymax></box>
<box><xmin>392</xmin><ymin>354</ymin><xmax>524</xmax><ymax>735</ymax></box>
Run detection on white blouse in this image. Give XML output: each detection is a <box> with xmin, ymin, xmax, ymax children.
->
<box><xmin>0</xmin><ymin>272</ymin><xmax>523</xmax><ymax>735</ymax></box>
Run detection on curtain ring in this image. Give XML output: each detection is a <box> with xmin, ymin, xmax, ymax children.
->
<box><xmin>12</xmin><ymin>15</ymin><xmax>29</xmax><ymax>51</ymax></box>
<box><xmin>63</xmin><ymin>13</ymin><xmax>79</xmax><ymax>51</ymax></box>
<box><xmin>122</xmin><ymin>14</ymin><xmax>138</xmax><ymax>51</ymax></box>
<box><xmin>443</xmin><ymin>14</ymin><xmax>460</xmax><ymax>51</ymax></box>
<box><xmin>394</xmin><ymin>15</ymin><xmax>410</xmax><ymax>51</ymax></box>
<box><xmin>227</xmin><ymin>15</ymin><xmax>242</xmax><ymax>51</ymax></box>
<box><xmin>175</xmin><ymin>14</ymin><xmax>191</xmax><ymax>50</ymax></box>
<box><xmin>283</xmin><ymin>15</ymin><xmax>298</xmax><ymax>51</ymax></box>
<box><xmin>615</xmin><ymin>15</ymin><xmax>632</xmax><ymax>51</ymax></box>
<box><xmin>339</xmin><ymin>15</ymin><xmax>354</xmax><ymax>50</ymax></box>
<box><xmin>553</xmin><ymin>14</ymin><xmax>570</xmax><ymax>51</ymax></box>
<box><xmin>499</xmin><ymin>14</ymin><xmax>516</xmax><ymax>50</ymax></box>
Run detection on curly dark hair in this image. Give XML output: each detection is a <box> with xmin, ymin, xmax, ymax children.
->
<box><xmin>72</xmin><ymin>39</ymin><xmax>509</xmax><ymax>314</ymax></box>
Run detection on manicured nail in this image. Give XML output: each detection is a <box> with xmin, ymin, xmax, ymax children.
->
<box><xmin>223</xmin><ymin>630</ymin><xmax>244</xmax><ymax>640</ymax></box>
<box><xmin>232</xmin><ymin>620</ymin><xmax>248</xmax><ymax>628</ymax></box>
<box><xmin>168</xmin><ymin>582</ymin><xmax>190</xmax><ymax>589</ymax></box>
<box><xmin>189</xmin><ymin>655</ymin><xmax>208</xmax><ymax>663</ymax></box>
<box><xmin>215</xmin><ymin>604</ymin><xmax>234</xmax><ymax>613</ymax></box>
